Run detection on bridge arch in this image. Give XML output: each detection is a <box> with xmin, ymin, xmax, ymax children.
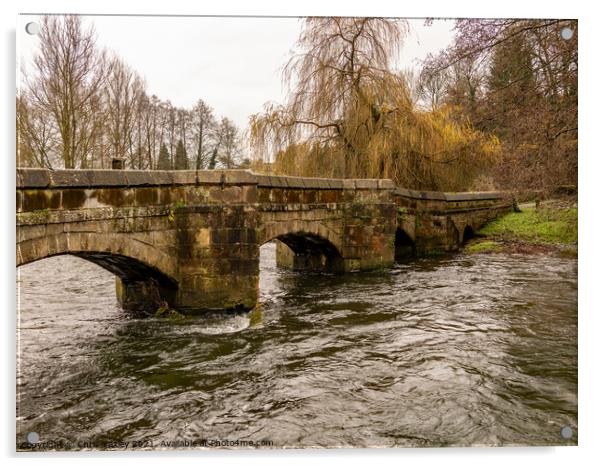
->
<box><xmin>259</xmin><ymin>221</ymin><xmax>344</xmax><ymax>273</ymax></box>
<box><xmin>17</xmin><ymin>232</ymin><xmax>179</xmax><ymax>314</ymax></box>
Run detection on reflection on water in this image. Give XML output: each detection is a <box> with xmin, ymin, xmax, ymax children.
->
<box><xmin>16</xmin><ymin>243</ymin><xmax>577</xmax><ymax>449</ymax></box>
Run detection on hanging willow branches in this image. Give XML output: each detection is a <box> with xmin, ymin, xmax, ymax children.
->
<box><xmin>250</xmin><ymin>17</ymin><xmax>500</xmax><ymax>190</ymax></box>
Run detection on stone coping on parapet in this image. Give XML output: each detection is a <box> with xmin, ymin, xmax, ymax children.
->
<box><xmin>16</xmin><ymin>169</ymin><xmax>259</xmax><ymax>189</ymax></box>
<box><xmin>394</xmin><ymin>187</ymin><xmax>507</xmax><ymax>202</ymax></box>
<box><xmin>16</xmin><ymin>168</ymin><xmax>505</xmax><ymax>200</ymax></box>
<box><xmin>253</xmin><ymin>174</ymin><xmax>395</xmax><ymax>190</ymax></box>
<box><xmin>16</xmin><ymin>168</ymin><xmax>397</xmax><ymax>191</ymax></box>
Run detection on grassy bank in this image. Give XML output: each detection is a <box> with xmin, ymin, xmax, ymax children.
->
<box><xmin>464</xmin><ymin>204</ymin><xmax>577</xmax><ymax>255</ymax></box>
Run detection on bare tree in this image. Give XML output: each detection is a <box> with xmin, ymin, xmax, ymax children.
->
<box><xmin>191</xmin><ymin>99</ymin><xmax>216</xmax><ymax>170</ymax></box>
<box><xmin>18</xmin><ymin>14</ymin><xmax>257</xmax><ymax>173</ymax></box>
<box><xmin>26</xmin><ymin>15</ymin><xmax>107</xmax><ymax>168</ymax></box>
<box><xmin>16</xmin><ymin>93</ymin><xmax>57</xmax><ymax>168</ymax></box>
<box><xmin>104</xmin><ymin>56</ymin><xmax>146</xmax><ymax>167</ymax></box>
<box><xmin>145</xmin><ymin>95</ymin><xmax>161</xmax><ymax>169</ymax></box>
<box><xmin>416</xmin><ymin>67</ymin><xmax>450</xmax><ymax>110</ymax></box>
<box><xmin>216</xmin><ymin>117</ymin><xmax>242</xmax><ymax>168</ymax></box>
<box><xmin>165</xmin><ymin>102</ymin><xmax>177</xmax><ymax>167</ymax></box>
<box><xmin>176</xmin><ymin>108</ymin><xmax>192</xmax><ymax>153</ymax></box>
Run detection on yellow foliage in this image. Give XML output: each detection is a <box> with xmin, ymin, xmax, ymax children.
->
<box><xmin>254</xmin><ymin>100</ymin><xmax>501</xmax><ymax>191</ymax></box>
<box><xmin>249</xmin><ymin>17</ymin><xmax>501</xmax><ymax>191</ymax></box>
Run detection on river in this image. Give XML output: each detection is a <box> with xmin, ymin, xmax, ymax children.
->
<box><xmin>16</xmin><ymin>242</ymin><xmax>577</xmax><ymax>449</ymax></box>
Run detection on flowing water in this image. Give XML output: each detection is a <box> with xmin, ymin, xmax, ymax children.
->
<box><xmin>16</xmin><ymin>243</ymin><xmax>577</xmax><ymax>449</ymax></box>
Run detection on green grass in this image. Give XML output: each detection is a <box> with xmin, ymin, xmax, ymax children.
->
<box><xmin>478</xmin><ymin>207</ymin><xmax>577</xmax><ymax>245</ymax></box>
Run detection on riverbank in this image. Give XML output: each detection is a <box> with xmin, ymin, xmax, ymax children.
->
<box><xmin>464</xmin><ymin>200</ymin><xmax>577</xmax><ymax>256</ymax></box>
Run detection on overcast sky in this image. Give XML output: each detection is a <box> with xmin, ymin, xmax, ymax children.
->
<box><xmin>17</xmin><ymin>15</ymin><xmax>455</xmax><ymax>130</ymax></box>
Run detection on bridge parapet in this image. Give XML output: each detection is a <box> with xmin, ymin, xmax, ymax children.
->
<box><xmin>16</xmin><ymin>168</ymin><xmax>259</xmax><ymax>189</ymax></box>
<box><xmin>255</xmin><ymin>174</ymin><xmax>395</xmax><ymax>206</ymax></box>
<box><xmin>17</xmin><ymin>169</ymin><xmax>261</xmax><ymax>214</ymax></box>
<box><xmin>394</xmin><ymin>187</ymin><xmax>510</xmax><ymax>211</ymax></box>
<box><xmin>17</xmin><ymin>168</ymin><xmax>397</xmax><ymax>190</ymax></box>
<box><xmin>393</xmin><ymin>187</ymin><xmax>513</xmax><ymax>256</ymax></box>
<box><xmin>17</xmin><ymin>169</ymin><xmax>398</xmax><ymax>213</ymax></box>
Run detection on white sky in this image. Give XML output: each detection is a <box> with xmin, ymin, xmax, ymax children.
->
<box><xmin>17</xmin><ymin>15</ymin><xmax>455</xmax><ymax>131</ymax></box>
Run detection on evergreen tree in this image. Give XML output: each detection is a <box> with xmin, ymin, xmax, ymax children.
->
<box><xmin>487</xmin><ymin>33</ymin><xmax>535</xmax><ymax>95</ymax></box>
<box><xmin>157</xmin><ymin>142</ymin><xmax>171</xmax><ymax>170</ymax></box>
<box><xmin>484</xmin><ymin>31</ymin><xmax>537</xmax><ymax>141</ymax></box>
<box><xmin>174</xmin><ymin>139</ymin><xmax>188</xmax><ymax>169</ymax></box>
<box><xmin>208</xmin><ymin>147</ymin><xmax>218</xmax><ymax>169</ymax></box>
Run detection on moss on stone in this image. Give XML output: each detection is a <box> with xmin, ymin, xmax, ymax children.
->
<box><xmin>249</xmin><ymin>306</ymin><xmax>263</xmax><ymax>327</ymax></box>
<box><xmin>153</xmin><ymin>305</ymin><xmax>186</xmax><ymax>320</ymax></box>
<box><xmin>28</xmin><ymin>208</ymin><xmax>50</xmax><ymax>223</ymax></box>
<box><xmin>167</xmin><ymin>200</ymin><xmax>187</xmax><ymax>223</ymax></box>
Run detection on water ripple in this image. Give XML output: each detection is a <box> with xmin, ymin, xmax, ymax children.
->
<box><xmin>16</xmin><ymin>245</ymin><xmax>577</xmax><ymax>448</ymax></box>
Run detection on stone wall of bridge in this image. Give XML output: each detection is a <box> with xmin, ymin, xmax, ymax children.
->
<box><xmin>16</xmin><ymin>168</ymin><xmax>512</xmax><ymax>313</ymax></box>
<box><xmin>394</xmin><ymin>188</ymin><xmax>514</xmax><ymax>257</ymax></box>
<box><xmin>255</xmin><ymin>174</ymin><xmax>396</xmax><ymax>272</ymax></box>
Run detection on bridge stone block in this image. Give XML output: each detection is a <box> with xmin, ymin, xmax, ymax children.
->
<box><xmin>354</xmin><ymin>179</ymin><xmax>379</xmax><ymax>189</ymax></box>
<box><xmin>17</xmin><ymin>168</ymin><xmax>51</xmax><ymax>188</ymax></box>
<box><xmin>170</xmin><ymin>171</ymin><xmax>198</xmax><ymax>185</ymax></box>
<box><xmin>134</xmin><ymin>187</ymin><xmax>160</xmax><ymax>206</ymax></box>
<box><xmin>95</xmin><ymin>188</ymin><xmax>136</xmax><ymax>207</ymax></box>
<box><xmin>123</xmin><ymin>170</ymin><xmax>172</xmax><ymax>186</ymax></box>
<box><xmin>208</xmin><ymin>186</ymin><xmax>243</xmax><ymax>203</ymax></box>
<box><xmin>49</xmin><ymin>170</ymin><xmax>92</xmax><ymax>187</ymax></box>
<box><xmin>87</xmin><ymin>170</ymin><xmax>130</xmax><ymax>186</ymax></box>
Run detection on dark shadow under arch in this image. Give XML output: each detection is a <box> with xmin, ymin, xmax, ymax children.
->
<box><xmin>463</xmin><ymin>225</ymin><xmax>475</xmax><ymax>244</ymax></box>
<box><xmin>265</xmin><ymin>232</ymin><xmax>344</xmax><ymax>273</ymax></box>
<box><xmin>18</xmin><ymin>251</ymin><xmax>178</xmax><ymax>315</ymax></box>
<box><xmin>18</xmin><ymin>250</ymin><xmax>178</xmax><ymax>289</ymax></box>
<box><xmin>394</xmin><ymin>228</ymin><xmax>416</xmax><ymax>261</ymax></box>
<box><xmin>70</xmin><ymin>252</ymin><xmax>178</xmax><ymax>289</ymax></box>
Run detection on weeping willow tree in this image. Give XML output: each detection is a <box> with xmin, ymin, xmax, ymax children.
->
<box><xmin>250</xmin><ymin>17</ymin><xmax>500</xmax><ymax>191</ymax></box>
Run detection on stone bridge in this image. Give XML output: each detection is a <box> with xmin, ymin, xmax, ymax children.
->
<box><xmin>16</xmin><ymin>169</ymin><xmax>512</xmax><ymax>313</ymax></box>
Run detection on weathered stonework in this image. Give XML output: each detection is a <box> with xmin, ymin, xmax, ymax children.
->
<box><xmin>394</xmin><ymin>188</ymin><xmax>513</xmax><ymax>256</ymax></box>
<box><xmin>16</xmin><ymin>169</ymin><xmax>512</xmax><ymax>313</ymax></box>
